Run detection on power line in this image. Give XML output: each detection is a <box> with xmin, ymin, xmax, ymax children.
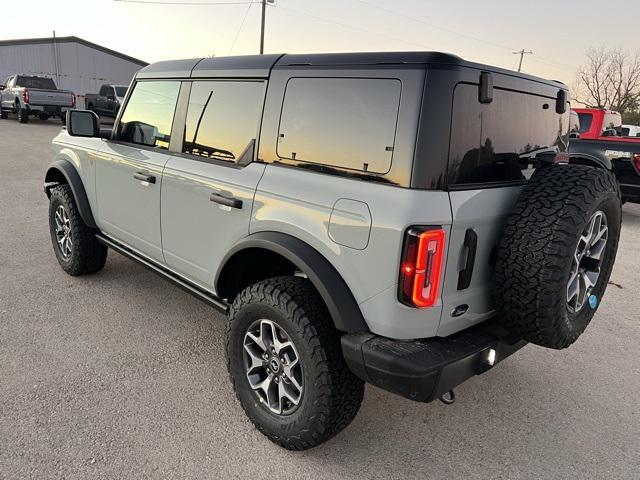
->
<box><xmin>113</xmin><ymin>0</ymin><xmax>258</xmax><ymax>5</ymax></box>
<box><xmin>229</xmin><ymin>2</ymin><xmax>253</xmax><ymax>54</ymax></box>
<box><xmin>513</xmin><ymin>49</ymin><xmax>533</xmax><ymax>72</ymax></box>
<box><xmin>276</xmin><ymin>5</ymin><xmax>432</xmax><ymax>50</ymax></box>
<box><xmin>353</xmin><ymin>0</ymin><xmax>577</xmax><ymax>75</ymax></box>
<box><xmin>352</xmin><ymin>0</ymin><xmax>516</xmax><ymax>52</ymax></box>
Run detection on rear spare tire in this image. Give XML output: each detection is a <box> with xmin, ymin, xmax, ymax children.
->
<box><xmin>495</xmin><ymin>164</ymin><xmax>621</xmax><ymax>349</ymax></box>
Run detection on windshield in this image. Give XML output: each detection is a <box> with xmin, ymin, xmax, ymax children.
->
<box><xmin>15</xmin><ymin>76</ymin><xmax>56</xmax><ymax>90</ymax></box>
<box><xmin>115</xmin><ymin>86</ymin><xmax>128</xmax><ymax>97</ymax></box>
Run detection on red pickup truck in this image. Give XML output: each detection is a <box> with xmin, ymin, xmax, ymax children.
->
<box><xmin>569</xmin><ymin>108</ymin><xmax>640</xmax><ymax>203</ymax></box>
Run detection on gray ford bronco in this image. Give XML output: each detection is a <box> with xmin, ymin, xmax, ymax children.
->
<box><xmin>44</xmin><ymin>52</ymin><xmax>621</xmax><ymax>450</ymax></box>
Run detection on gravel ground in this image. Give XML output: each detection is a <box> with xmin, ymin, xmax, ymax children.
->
<box><xmin>0</xmin><ymin>117</ymin><xmax>638</xmax><ymax>479</ymax></box>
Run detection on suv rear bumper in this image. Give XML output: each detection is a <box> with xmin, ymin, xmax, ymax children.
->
<box><xmin>341</xmin><ymin>320</ymin><xmax>526</xmax><ymax>403</ymax></box>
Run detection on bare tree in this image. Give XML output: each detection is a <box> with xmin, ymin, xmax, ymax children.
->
<box><xmin>575</xmin><ymin>47</ymin><xmax>640</xmax><ymax>115</ymax></box>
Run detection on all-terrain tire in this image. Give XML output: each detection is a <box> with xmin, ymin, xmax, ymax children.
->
<box><xmin>17</xmin><ymin>103</ymin><xmax>28</xmax><ymax>123</ymax></box>
<box><xmin>226</xmin><ymin>276</ymin><xmax>365</xmax><ymax>450</ymax></box>
<box><xmin>48</xmin><ymin>185</ymin><xmax>107</xmax><ymax>276</ymax></box>
<box><xmin>495</xmin><ymin>164</ymin><xmax>621</xmax><ymax>349</ymax></box>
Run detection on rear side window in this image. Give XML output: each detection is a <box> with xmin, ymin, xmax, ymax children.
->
<box><xmin>277</xmin><ymin>77</ymin><xmax>401</xmax><ymax>174</ymax></box>
<box><xmin>448</xmin><ymin>84</ymin><xmax>569</xmax><ymax>186</ymax></box>
<box><xmin>117</xmin><ymin>81</ymin><xmax>180</xmax><ymax>150</ymax></box>
<box><xmin>183</xmin><ymin>81</ymin><xmax>264</xmax><ymax>162</ymax></box>
<box><xmin>577</xmin><ymin>113</ymin><xmax>593</xmax><ymax>133</ymax></box>
<box><xmin>15</xmin><ymin>76</ymin><xmax>56</xmax><ymax>89</ymax></box>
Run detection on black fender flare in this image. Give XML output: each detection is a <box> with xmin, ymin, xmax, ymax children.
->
<box><xmin>568</xmin><ymin>152</ymin><xmax>612</xmax><ymax>170</ymax></box>
<box><xmin>44</xmin><ymin>159</ymin><xmax>97</xmax><ymax>229</ymax></box>
<box><xmin>215</xmin><ymin>231</ymin><xmax>370</xmax><ymax>334</ymax></box>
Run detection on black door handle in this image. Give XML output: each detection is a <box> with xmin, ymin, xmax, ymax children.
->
<box><xmin>210</xmin><ymin>192</ymin><xmax>243</xmax><ymax>209</ymax></box>
<box><xmin>133</xmin><ymin>172</ymin><xmax>156</xmax><ymax>184</ymax></box>
<box><xmin>457</xmin><ymin>228</ymin><xmax>478</xmax><ymax>291</ymax></box>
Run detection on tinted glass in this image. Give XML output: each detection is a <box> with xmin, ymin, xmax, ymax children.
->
<box><xmin>99</xmin><ymin>85</ymin><xmax>108</xmax><ymax>96</ymax></box>
<box><xmin>577</xmin><ymin>113</ymin><xmax>593</xmax><ymax>133</ymax></box>
<box><xmin>621</xmin><ymin>127</ymin><xmax>630</xmax><ymax>136</ymax></box>
<box><xmin>278</xmin><ymin>78</ymin><xmax>401</xmax><ymax>174</ymax></box>
<box><xmin>115</xmin><ymin>86</ymin><xmax>128</xmax><ymax>97</ymax></box>
<box><xmin>449</xmin><ymin>84</ymin><xmax>569</xmax><ymax>186</ymax></box>
<box><xmin>15</xmin><ymin>76</ymin><xmax>56</xmax><ymax>89</ymax></box>
<box><xmin>118</xmin><ymin>81</ymin><xmax>180</xmax><ymax>149</ymax></box>
<box><xmin>183</xmin><ymin>81</ymin><xmax>264</xmax><ymax>162</ymax></box>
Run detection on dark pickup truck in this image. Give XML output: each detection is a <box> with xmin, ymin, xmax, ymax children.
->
<box><xmin>84</xmin><ymin>84</ymin><xmax>129</xmax><ymax>117</ymax></box>
<box><xmin>570</xmin><ymin>108</ymin><xmax>640</xmax><ymax>204</ymax></box>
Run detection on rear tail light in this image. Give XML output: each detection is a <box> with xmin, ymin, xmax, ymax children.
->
<box><xmin>633</xmin><ymin>154</ymin><xmax>640</xmax><ymax>174</ymax></box>
<box><xmin>399</xmin><ymin>227</ymin><xmax>446</xmax><ymax>308</ymax></box>
<box><xmin>71</xmin><ymin>93</ymin><xmax>76</xmax><ymax>108</ymax></box>
<box><xmin>23</xmin><ymin>89</ymin><xmax>29</xmax><ymax>104</ymax></box>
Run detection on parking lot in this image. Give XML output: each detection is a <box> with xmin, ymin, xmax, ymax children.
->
<box><xmin>0</xmin><ymin>117</ymin><xmax>638</xmax><ymax>479</ymax></box>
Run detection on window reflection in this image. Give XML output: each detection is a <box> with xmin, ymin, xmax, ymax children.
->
<box><xmin>278</xmin><ymin>78</ymin><xmax>401</xmax><ymax>174</ymax></box>
<box><xmin>449</xmin><ymin>85</ymin><xmax>569</xmax><ymax>185</ymax></box>
<box><xmin>118</xmin><ymin>81</ymin><xmax>180</xmax><ymax>149</ymax></box>
<box><xmin>183</xmin><ymin>81</ymin><xmax>264</xmax><ymax>162</ymax></box>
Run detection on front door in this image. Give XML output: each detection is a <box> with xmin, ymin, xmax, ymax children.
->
<box><xmin>160</xmin><ymin>80</ymin><xmax>266</xmax><ymax>289</ymax></box>
<box><xmin>95</xmin><ymin>79</ymin><xmax>181</xmax><ymax>262</ymax></box>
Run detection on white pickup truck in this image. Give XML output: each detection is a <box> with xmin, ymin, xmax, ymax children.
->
<box><xmin>0</xmin><ymin>74</ymin><xmax>75</xmax><ymax>124</ymax></box>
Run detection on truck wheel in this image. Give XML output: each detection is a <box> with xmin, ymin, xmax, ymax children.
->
<box><xmin>86</xmin><ymin>103</ymin><xmax>94</xmax><ymax>111</ymax></box>
<box><xmin>60</xmin><ymin>112</ymin><xmax>67</xmax><ymax>125</ymax></box>
<box><xmin>38</xmin><ymin>113</ymin><xmax>49</xmax><ymax>121</ymax></box>
<box><xmin>495</xmin><ymin>164</ymin><xmax>621</xmax><ymax>349</ymax></box>
<box><xmin>226</xmin><ymin>276</ymin><xmax>364</xmax><ymax>450</ymax></box>
<box><xmin>48</xmin><ymin>185</ymin><xmax>108</xmax><ymax>276</ymax></box>
<box><xmin>0</xmin><ymin>104</ymin><xmax>7</xmax><ymax>119</ymax></box>
<box><xmin>17</xmin><ymin>103</ymin><xmax>28</xmax><ymax>124</ymax></box>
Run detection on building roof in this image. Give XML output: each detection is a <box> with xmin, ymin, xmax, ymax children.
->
<box><xmin>0</xmin><ymin>36</ymin><xmax>148</xmax><ymax>67</ymax></box>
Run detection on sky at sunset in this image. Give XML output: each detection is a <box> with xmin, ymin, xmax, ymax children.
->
<box><xmin>3</xmin><ymin>0</ymin><xmax>640</xmax><ymax>87</ymax></box>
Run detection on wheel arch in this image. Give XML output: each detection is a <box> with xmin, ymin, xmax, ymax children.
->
<box><xmin>44</xmin><ymin>159</ymin><xmax>97</xmax><ymax>229</ymax></box>
<box><xmin>215</xmin><ymin>232</ymin><xmax>369</xmax><ymax>334</ymax></box>
<box><xmin>569</xmin><ymin>153</ymin><xmax>612</xmax><ymax>170</ymax></box>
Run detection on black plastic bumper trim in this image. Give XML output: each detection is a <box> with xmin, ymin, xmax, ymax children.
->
<box><xmin>341</xmin><ymin>320</ymin><xmax>526</xmax><ymax>403</ymax></box>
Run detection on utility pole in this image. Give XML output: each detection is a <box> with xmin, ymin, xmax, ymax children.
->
<box><xmin>260</xmin><ymin>0</ymin><xmax>266</xmax><ymax>55</ymax></box>
<box><xmin>512</xmin><ymin>49</ymin><xmax>533</xmax><ymax>72</ymax></box>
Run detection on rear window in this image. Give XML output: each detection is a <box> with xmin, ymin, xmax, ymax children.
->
<box><xmin>15</xmin><ymin>76</ymin><xmax>56</xmax><ymax>90</ymax></box>
<box><xmin>448</xmin><ymin>84</ymin><xmax>569</xmax><ymax>186</ymax></box>
<box><xmin>621</xmin><ymin>127</ymin><xmax>630</xmax><ymax>136</ymax></box>
<box><xmin>115</xmin><ymin>86</ymin><xmax>128</xmax><ymax>97</ymax></box>
<box><xmin>277</xmin><ymin>77</ymin><xmax>401</xmax><ymax>174</ymax></box>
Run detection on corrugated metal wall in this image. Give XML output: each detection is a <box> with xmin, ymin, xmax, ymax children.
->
<box><xmin>0</xmin><ymin>40</ymin><xmax>144</xmax><ymax>106</ymax></box>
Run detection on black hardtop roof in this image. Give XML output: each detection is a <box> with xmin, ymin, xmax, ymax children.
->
<box><xmin>136</xmin><ymin>51</ymin><xmax>566</xmax><ymax>89</ymax></box>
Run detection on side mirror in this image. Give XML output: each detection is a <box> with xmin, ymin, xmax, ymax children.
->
<box><xmin>0</xmin><ymin>85</ymin><xmax>5</xmax><ymax>91</ymax></box>
<box><xmin>66</xmin><ymin>109</ymin><xmax>100</xmax><ymax>137</ymax></box>
<box><xmin>569</xmin><ymin>132</ymin><xmax>580</xmax><ymax>139</ymax></box>
<box><xmin>602</xmin><ymin>129</ymin><xmax>617</xmax><ymax>137</ymax></box>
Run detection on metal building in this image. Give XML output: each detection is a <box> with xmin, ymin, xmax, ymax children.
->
<box><xmin>0</xmin><ymin>36</ymin><xmax>147</xmax><ymax>106</ymax></box>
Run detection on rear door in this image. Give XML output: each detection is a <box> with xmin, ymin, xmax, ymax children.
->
<box><xmin>439</xmin><ymin>82</ymin><xmax>570</xmax><ymax>336</ymax></box>
<box><xmin>160</xmin><ymin>80</ymin><xmax>266</xmax><ymax>289</ymax></box>
<box><xmin>95</xmin><ymin>79</ymin><xmax>181</xmax><ymax>262</ymax></box>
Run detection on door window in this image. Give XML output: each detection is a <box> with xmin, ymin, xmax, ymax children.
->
<box><xmin>117</xmin><ymin>81</ymin><xmax>180</xmax><ymax>149</ymax></box>
<box><xmin>183</xmin><ymin>81</ymin><xmax>264</xmax><ymax>162</ymax></box>
<box><xmin>277</xmin><ymin>77</ymin><xmax>401</xmax><ymax>174</ymax></box>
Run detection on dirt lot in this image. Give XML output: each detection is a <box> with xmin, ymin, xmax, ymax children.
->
<box><xmin>1</xmin><ymin>117</ymin><xmax>638</xmax><ymax>479</ymax></box>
